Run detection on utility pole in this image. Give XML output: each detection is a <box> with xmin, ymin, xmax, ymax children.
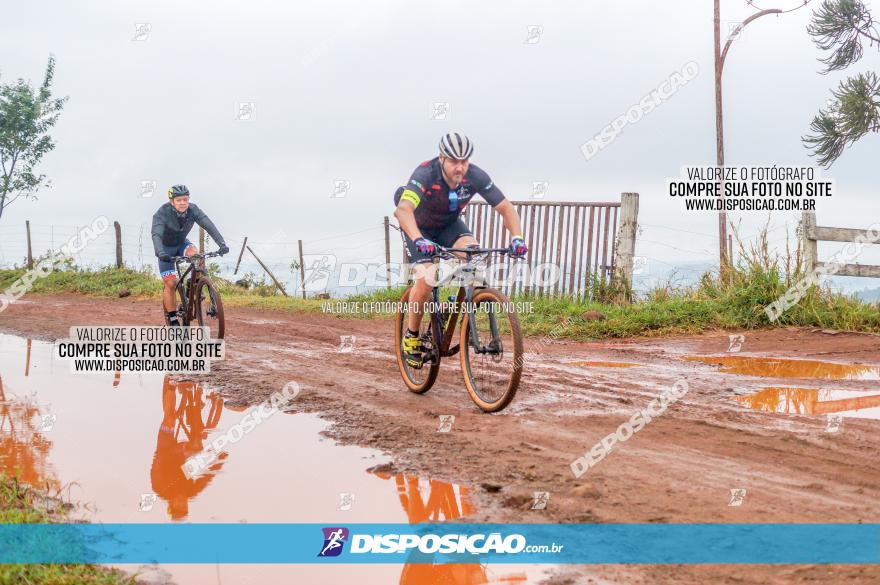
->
<box><xmin>714</xmin><ymin>0</ymin><xmax>728</xmax><ymax>270</ymax></box>
<box><xmin>713</xmin><ymin>1</ymin><xmax>785</xmax><ymax>270</ymax></box>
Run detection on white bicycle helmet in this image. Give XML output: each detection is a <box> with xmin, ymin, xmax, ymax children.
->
<box><xmin>439</xmin><ymin>131</ymin><xmax>474</xmax><ymax>160</ymax></box>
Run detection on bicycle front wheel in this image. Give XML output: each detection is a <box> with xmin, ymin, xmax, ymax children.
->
<box><xmin>194</xmin><ymin>277</ymin><xmax>225</xmax><ymax>339</ymax></box>
<box><xmin>459</xmin><ymin>288</ymin><xmax>523</xmax><ymax>412</ymax></box>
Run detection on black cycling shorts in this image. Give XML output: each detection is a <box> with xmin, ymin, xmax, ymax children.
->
<box><xmin>404</xmin><ymin>219</ymin><xmax>473</xmax><ymax>264</ymax></box>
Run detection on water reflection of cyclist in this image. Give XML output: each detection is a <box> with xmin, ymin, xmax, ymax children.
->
<box><xmin>150</xmin><ymin>376</ymin><xmax>225</xmax><ymax>520</ymax></box>
<box><xmin>374</xmin><ymin>471</ymin><xmax>526</xmax><ymax>585</ymax></box>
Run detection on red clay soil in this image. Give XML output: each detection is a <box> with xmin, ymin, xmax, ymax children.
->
<box><xmin>2</xmin><ymin>294</ymin><xmax>879</xmax><ymax>585</ymax></box>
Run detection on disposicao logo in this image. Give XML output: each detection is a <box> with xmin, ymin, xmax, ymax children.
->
<box><xmin>317</xmin><ymin>528</ymin><xmax>541</xmax><ymax>557</ymax></box>
<box><xmin>318</xmin><ymin>527</ymin><xmax>349</xmax><ymax>557</ymax></box>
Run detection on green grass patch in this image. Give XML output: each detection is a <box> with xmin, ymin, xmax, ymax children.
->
<box><xmin>0</xmin><ymin>266</ymin><xmax>162</xmax><ymax>298</ymax></box>
<box><xmin>3</xmin><ymin>228</ymin><xmax>878</xmax><ymax>339</ymax></box>
<box><xmin>0</xmin><ymin>474</ymin><xmax>142</xmax><ymax>584</ymax></box>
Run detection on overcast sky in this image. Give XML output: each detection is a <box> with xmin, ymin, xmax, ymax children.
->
<box><xmin>1</xmin><ymin>0</ymin><xmax>878</xmax><ymax>284</ymax></box>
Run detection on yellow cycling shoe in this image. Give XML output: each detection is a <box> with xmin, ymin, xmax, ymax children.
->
<box><xmin>402</xmin><ymin>331</ymin><xmax>424</xmax><ymax>369</ymax></box>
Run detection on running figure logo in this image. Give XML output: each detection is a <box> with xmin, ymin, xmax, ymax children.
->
<box><xmin>318</xmin><ymin>527</ymin><xmax>349</xmax><ymax>557</ymax></box>
<box><xmin>299</xmin><ymin>254</ymin><xmax>337</xmax><ymax>294</ymax></box>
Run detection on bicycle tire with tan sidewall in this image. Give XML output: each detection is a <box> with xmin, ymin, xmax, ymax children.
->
<box><xmin>459</xmin><ymin>287</ymin><xmax>523</xmax><ymax>412</ymax></box>
<box><xmin>395</xmin><ymin>285</ymin><xmax>440</xmax><ymax>394</ymax></box>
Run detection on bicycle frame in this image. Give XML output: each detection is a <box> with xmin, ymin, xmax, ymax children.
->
<box><xmin>172</xmin><ymin>252</ymin><xmax>219</xmax><ymax>323</ymax></box>
<box><xmin>427</xmin><ymin>247</ymin><xmax>510</xmax><ymax>360</ymax></box>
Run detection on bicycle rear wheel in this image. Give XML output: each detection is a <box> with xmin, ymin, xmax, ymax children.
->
<box><xmin>194</xmin><ymin>277</ymin><xmax>225</xmax><ymax>339</ymax></box>
<box><xmin>395</xmin><ymin>286</ymin><xmax>440</xmax><ymax>394</ymax></box>
<box><xmin>459</xmin><ymin>288</ymin><xmax>523</xmax><ymax>412</ymax></box>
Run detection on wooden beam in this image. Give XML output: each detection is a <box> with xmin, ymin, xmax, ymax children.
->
<box><xmin>25</xmin><ymin>221</ymin><xmax>33</xmax><ymax>269</ymax></box>
<box><xmin>813</xmin><ymin>394</ymin><xmax>880</xmax><ymax>415</ymax></box>
<box><xmin>800</xmin><ymin>212</ymin><xmax>817</xmax><ymax>273</ymax></box>
<box><xmin>114</xmin><ymin>221</ymin><xmax>123</xmax><ymax>268</ymax></box>
<box><xmin>246</xmin><ymin>245</ymin><xmax>288</xmax><ymax>296</ymax></box>
<box><xmin>233</xmin><ymin>237</ymin><xmax>248</xmax><ymax>275</ymax></box>
<box><xmin>383</xmin><ymin>217</ymin><xmax>391</xmax><ymax>289</ymax></box>
<box><xmin>809</xmin><ymin>226</ymin><xmax>880</xmax><ymax>244</ymax></box>
<box><xmin>298</xmin><ymin>240</ymin><xmax>307</xmax><ymax>300</ymax></box>
<box><xmin>816</xmin><ymin>262</ymin><xmax>880</xmax><ymax>278</ymax></box>
<box><xmin>612</xmin><ymin>193</ymin><xmax>639</xmax><ymax>302</ymax></box>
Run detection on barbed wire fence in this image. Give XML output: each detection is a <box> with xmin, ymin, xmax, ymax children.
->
<box><xmin>0</xmin><ymin>212</ymin><xmax>821</xmax><ymax>299</ymax></box>
<box><xmin>0</xmin><ymin>219</ymin><xmax>401</xmax><ymax>297</ymax></box>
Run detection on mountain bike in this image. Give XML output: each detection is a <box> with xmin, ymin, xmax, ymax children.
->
<box><xmin>394</xmin><ymin>246</ymin><xmax>523</xmax><ymax>412</ymax></box>
<box><xmin>168</xmin><ymin>251</ymin><xmax>225</xmax><ymax>339</ymax></box>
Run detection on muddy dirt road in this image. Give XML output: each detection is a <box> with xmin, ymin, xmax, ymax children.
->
<box><xmin>2</xmin><ymin>294</ymin><xmax>879</xmax><ymax>584</ymax></box>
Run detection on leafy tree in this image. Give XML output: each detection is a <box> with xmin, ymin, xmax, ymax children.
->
<box><xmin>0</xmin><ymin>55</ymin><xmax>68</xmax><ymax>219</ymax></box>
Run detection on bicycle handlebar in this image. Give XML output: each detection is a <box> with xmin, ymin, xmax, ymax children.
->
<box><xmin>172</xmin><ymin>251</ymin><xmax>225</xmax><ymax>263</ymax></box>
<box><xmin>430</xmin><ymin>245</ymin><xmax>520</xmax><ymax>262</ymax></box>
<box><xmin>444</xmin><ymin>246</ymin><xmax>511</xmax><ymax>254</ymax></box>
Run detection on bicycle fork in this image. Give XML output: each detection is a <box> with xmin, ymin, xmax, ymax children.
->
<box><xmin>466</xmin><ymin>307</ymin><xmax>501</xmax><ymax>354</ymax></box>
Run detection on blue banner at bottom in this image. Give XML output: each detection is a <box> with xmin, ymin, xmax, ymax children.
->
<box><xmin>0</xmin><ymin>523</ymin><xmax>877</xmax><ymax>564</ymax></box>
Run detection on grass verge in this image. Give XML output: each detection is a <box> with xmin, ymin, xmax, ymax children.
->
<box><xmin>2</xmin><ymin>230</ymin><xmax>878</xmax><ymax>340</ymax></box>
<box><xmin>0</xmin><ymin>473</ymin><xmax>142</xmax><ymax>584</ymax></box>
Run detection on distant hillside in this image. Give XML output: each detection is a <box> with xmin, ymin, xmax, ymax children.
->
<box><xmin>854</xmin><ymin>287</ymin><xmax>880</xmax><ymax>302</ymax></box>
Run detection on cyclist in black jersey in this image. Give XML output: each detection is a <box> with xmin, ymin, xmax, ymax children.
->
<box><xmin>151</xmin><ymin>184</ymin><xmax>229</xmax><ymax>326</ymax></box>
<box><xmin>393</xmin><ymin>132</ymin><xmax>528</xmax><ymax>366</ymax></box>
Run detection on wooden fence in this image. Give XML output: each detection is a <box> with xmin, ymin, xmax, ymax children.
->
<box><xmin>801</xmin><ymin>211</ymin><xmax>880</xmax><ymax>277</ymax></box>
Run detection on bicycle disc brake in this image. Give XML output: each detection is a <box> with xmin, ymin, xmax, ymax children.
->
<box><xmin>420</xmin><ymin>333</ymin><xmax>438</xmax><ymax>365</ymax></box>
<box><xmin>487</xmin><ymin>337</ymin><xmax>504</xmax><ymax>363</ymax></box>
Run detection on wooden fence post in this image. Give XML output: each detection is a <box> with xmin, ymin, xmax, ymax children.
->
<box><xmin>199</xmin><ymin>227</ymin><xmax>205</xmax><ymax>253</ymax></box>
<box><xmin>25</xmin><ymin>221</ymin><xmax>33</xmax><ymax>269</ymax></box>
<box><xmin>384</xmin><ymin>216</ymin><xmax>392</xmax><ymax>289</ymax></box>
<box><xmin>246</xmin><ymin>245</ymin><xmax>288</xmax><ymax>296</ymax></box>
<box><xmin>612</xmin><ymin>192</ymin><xmax>639</xmax><ymax>302</ymax></box>
<box><xmin>114</xmin><ymin>221</ymin><xmax>123</xmax><ymax>268</ymax></box>
<box><xmin>801</xmin><ymin>211</ymin><xmax>817</xmax><ymax>273</ymax></box>
<box><xmin>233</xmin><ymin>237</ymin><xmax>248</xmax><ymax>275</ymax></box>
<box><xmin>298</xmin><ymin>239</ymin><xmax>306</xmax><ymax>300</ymax></box>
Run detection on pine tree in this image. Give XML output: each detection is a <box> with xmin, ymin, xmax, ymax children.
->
<box><xmin>803</xmin><ymin>0</ymin><xmax>880</xmax><ymax>167</ymax></box>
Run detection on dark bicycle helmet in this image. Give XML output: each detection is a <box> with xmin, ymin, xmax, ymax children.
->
<box><xmin>168</xmin><ymin>184</ymin><xmax>190</xmax><ymax>199</ymax></box>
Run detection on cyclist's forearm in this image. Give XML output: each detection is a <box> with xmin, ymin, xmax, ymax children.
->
<box><xmin>150</xmin><ymin>232</ymin><xmax>163</xmax><ymax>256</ymax></box>
<box><xmin>496</xmin><ymin>200</ymin><xmax>523</xmax><ymax>238</ymax></box>
<box><xmin>394</xmin><ymin>205</ymin><xmax>422</xmax><ymax>241</ymax></box>
<box><xmin>151</xmin><ymin>216</ymin><xmax>164</xmax><ymax>255</ymax></box>
<box><xmin>196</xmin><ymin>217</ymin><xmax>225</xmax><ymax>247</ymax></box>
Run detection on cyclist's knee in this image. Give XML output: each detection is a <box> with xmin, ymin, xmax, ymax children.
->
<box><xmin>412</xmin><ymin>276</ymin><xmax>431</xmax><ymax>293</ymax></box>
<box><xmin>162</xmin><ymin>275</ymin><xmax>178</xmax><ymax>289</ymax></box>
<box><xmin>411</xmin><ymin>262</ymin><xmax>435</xmax><ymax>287</ymax></box>
<box><xmin>453</xmin><ymin>235</ymin><xmax>477</xmax><ymax>248</ymax></box>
